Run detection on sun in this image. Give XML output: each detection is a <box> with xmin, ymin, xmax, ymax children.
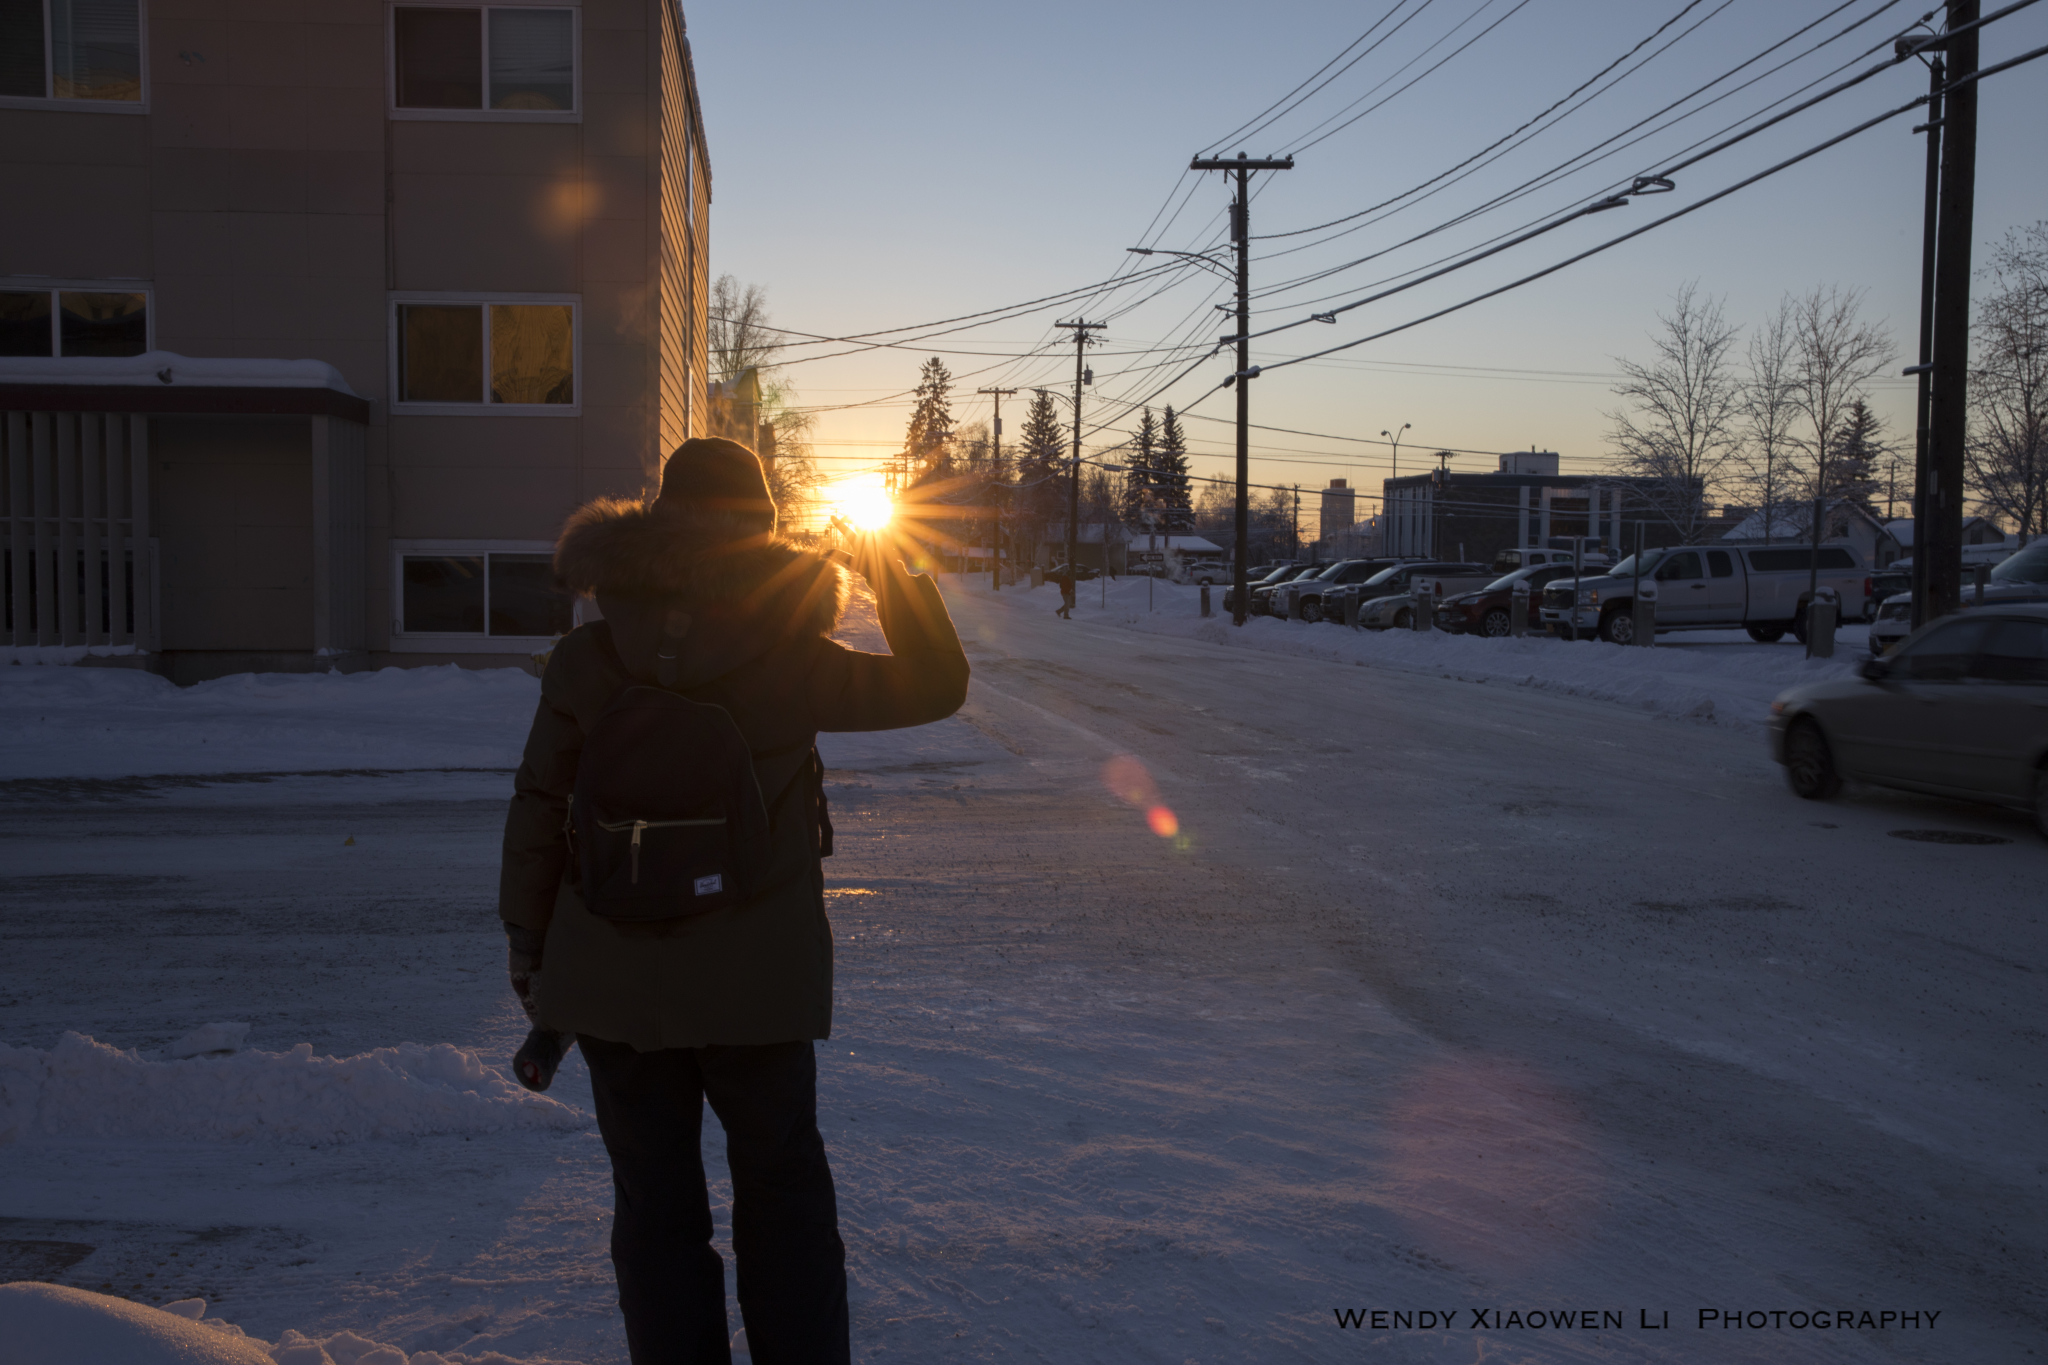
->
<box><xmin>828</xmin><ymin>476</ymin><xmax>895</xmax><ymax>531</ymax></box>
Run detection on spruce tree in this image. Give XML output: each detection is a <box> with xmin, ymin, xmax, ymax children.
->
<box><xmin>904</xmin><ymin>357</ymin><xmax>955</xmax><ymax>477</ymax></box>
<box><xmin>1123</xmin><ymin>409</ymin><xmax>1159</xmax><ymax>527</ymax></box>
<box><xmin>1825</xmin><ymin>398</ymin><xmax>1886</xmax><ymax>513</ymax></box>
<box><xmin>1014</xmin><ymin>388</ymin><xmax>1068</xmax><ymax>553</ymax></box>
<box><xmin>1157</xmin><ymin>406</ymin><xmax>1194</xmax><ymax>531</ymax></box>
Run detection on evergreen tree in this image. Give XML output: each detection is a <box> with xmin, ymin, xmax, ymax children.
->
<box><xmin>1157</xmin><ymin>407</ymin><xmax>1194</xmax><ymax>531</ymax></box>
<box><xmin>1014</xmin><ymin>388</ymin><xmax>1068</xmax><ymax>552</ymax></box>
<box><xmin>1825</xmin><ymin>398</ymin><xmax>1887</xmax><ymax>515</ymax></box>
<box><xmin>904</xmin><ymin>357</ymin><xmax>955</xmax><ymax>477</ymax></box>
<box><xmin>1122</xmin><ymin>409</ymin><xmax>1159</xmax><ymax>526</ymax></box>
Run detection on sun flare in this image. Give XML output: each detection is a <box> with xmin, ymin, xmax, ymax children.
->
<box><xmin>828</xmin><ymin>476</ymin><xmax>896</xmax><ymax>531</ymax></box>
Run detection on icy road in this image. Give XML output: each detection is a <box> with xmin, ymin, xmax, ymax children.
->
<box><xmin>0</xmin><ymin>577</ymin><xmax>2042</xmax><ymax>1363</ymax></box>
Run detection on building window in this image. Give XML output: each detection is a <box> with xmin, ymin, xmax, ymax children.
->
<box><xmin>392</xmin><ymin>296</ymin><xmax>576</xmax><ymax>411</ymax></box>
<box><xmin>0</xmin><ymin>284</ymin><xmax>148</xmax><ymax>356</ymax></box>
<box><xmin>0</xmin><ymin>0</ymin><xmax>144</xmax><ymax>106</ymax></box>
<box><xmin>393</xmin><ymin>543</ymin><xmax>573</xmax><ymax>645</ymax></box>
<box><xmin>391</xmin><ymin>5</ymin><xmax>575</xmax><ymax>117</ymax></box>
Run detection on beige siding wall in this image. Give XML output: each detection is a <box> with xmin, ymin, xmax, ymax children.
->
<box><xmin>0</xmin><ymin>0</ymin><xmax>708</xmax><ymax>668</ymax></box>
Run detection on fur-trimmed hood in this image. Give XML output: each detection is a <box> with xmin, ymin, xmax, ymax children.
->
<box><xmin>555</xmin><ymin>497</ymin><xmax>847</xmax><ymax>640</ymax></box>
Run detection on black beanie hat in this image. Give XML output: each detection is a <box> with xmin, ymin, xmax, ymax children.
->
<box><xmin>657</xmin><ymin>437</ymin><xmax>776</xmax><ymax>525</ymax></box>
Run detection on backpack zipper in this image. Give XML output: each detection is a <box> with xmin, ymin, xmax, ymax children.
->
<box><xmin>596</xmin><ymin>816</ymin><xmax>726</xmax><ymax>884</ymax></box>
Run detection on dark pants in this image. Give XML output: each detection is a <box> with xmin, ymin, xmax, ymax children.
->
<box><xmin>581</xmin><ymin>1035</ymin><xmax>850</xmax><ymax>1365</ymax></box>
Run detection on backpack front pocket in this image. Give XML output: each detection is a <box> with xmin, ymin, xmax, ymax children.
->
<box><xmin>582</xmin><ymin>812</ymin><xmax>738</xmax><ymax>918</ymax></box>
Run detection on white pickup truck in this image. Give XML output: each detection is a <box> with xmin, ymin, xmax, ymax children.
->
<box><xmin>1540</xmin><ymin>543</ymin><xmax>1872</xmax><ymax>645</ymax></box>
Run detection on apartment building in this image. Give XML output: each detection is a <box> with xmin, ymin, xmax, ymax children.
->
<box><xmin>1</xmin><ymin>0</ymin><xmax>711</xmax><ymax>681</ymax></box>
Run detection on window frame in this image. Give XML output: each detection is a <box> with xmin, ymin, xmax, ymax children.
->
<box><xmin>389</xmin><ymin>539</ymin><xmax>579</xmax><ymax>652</ymax></box>
<box><xmin>387</xmin><ymin>291</ymin><xmax>581</xmax><ymax>416</ymax></box>
<box><xmin>0</xmin><ymin>277</ymin><xmax>154</xmax><ymax>357</ymax></box>
<box><xmin>0</xmin><ymin>0</ymin><xmax>150</xmax><ymax>113</ymax></box>
<box><xmin>385</xmin><ymin>1</ymin><xmax>580</xmax><ymax>123</ymax></box>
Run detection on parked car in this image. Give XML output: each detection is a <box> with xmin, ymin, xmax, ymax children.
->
<box><xmin>1491</xmin><ymin>546</ymin><xmax>1612</xmax><ymax>574</ymax></box>
<box><xmin>1769</xmin><ymin>604</ymin><xmax>2048</xmax><ymax>835</ymax></box>
<box><xmin>1964</xmin><ymin>539</ymin><xmax>2048</xmax><ymax>607</ymax></box>
<box><xmin>1248</xmin><ymin>563</ymin><xmax>1331</xmax><ymax>616</ymax></box>
<box><xmin>1869</xmin><ymin>593</ymin><xmax>1914</xmax><ymax>654</ymax></box>
<box><xmin>1349</xmin><ymin>563</ymin><xmax>1496</xmax><ymax>630</ymax></box>
<box><xmin>1542</xmin><ymin>543</ymin><xmax>1871</xmax><ymax>644</ymax></box>
<box><xmin>1045</xmin><ymin>563</ymin><xmax>1099</xmax><ymax>582</ymax></box>
<box><xmin>1868</xmin><ymin>570</ymin><xmax>1911</xmax><ymax>608</ymax></box>
<box><xmin>1273</xmin><ymin>559</ymin><xmax>1410</xmax><ymax>623</ymax></box>
<box><xmin>1223</xmin><ymin>562</ymin><xmax>1305</xmax><ymax>615</ymax></box>
<box><xmin>1435</xmin><ymin>563</ymin><xmax>1582</xmax><ymax>636</ymax></box>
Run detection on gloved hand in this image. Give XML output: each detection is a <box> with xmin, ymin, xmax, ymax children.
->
<box><xmin>509</xmin><ymin>946</ymin><xmax>541</xmax><ymax>1025</ymax></box>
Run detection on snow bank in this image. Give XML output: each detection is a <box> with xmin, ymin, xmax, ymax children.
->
<box><xmin>0</xmin><ymin>1033</ymin><xmax>586</xmax><ymax>1143</ymax></box>
<box><xmin>0</xmin><ymin>665</ymin><xmax>539</xmax><ymax>779</ymax></box>
<box><xmin>0</xmin><ymin>1285</ymin><xmax>537</xmax><ymax>1365</ymax></box>
<box><xmin>978</xmin><ymin>575</ymin><xmax>1860</xmax><ymax>728</ymax></box>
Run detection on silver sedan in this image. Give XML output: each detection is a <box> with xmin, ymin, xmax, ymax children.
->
<box><xmin>1768</xmin><ymin>605</ymin><xmax>2048</xmax><ymax>836</ymax></box>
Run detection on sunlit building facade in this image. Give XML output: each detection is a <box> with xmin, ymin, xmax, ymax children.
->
<box><xmin>0</xmin><ymin>0</ymin><xmax>711</xmax><ymax>679</ymax></box>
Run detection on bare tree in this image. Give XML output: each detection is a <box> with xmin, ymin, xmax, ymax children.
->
<box><xmin>708</xmin><ymin>274</ymin><xmax>783</xmax><ymax>382</ymax></box>
<box><xmin>1605</xmin><ymin>283</ymin><xmax>1743</xmax><ymax>542</ymax></box>
<box><xmin>1732</xmin><ymin>299</ymin><xmax>1806</xmax><ymax>544</ymax></box>
<box><xmin>1968</xmin><ymin>223</ymin><xmax>2048</xmax><ymax>546</ymax></box>
<box><xmin>1789</xmin><ymin>285</ymin><xmax>1895</xmax><ymax>604</ymax></box>
<box><xmin>703</xmin><ymin>275</ymin><xmax>820</xmax><ymax>525</ymax></box>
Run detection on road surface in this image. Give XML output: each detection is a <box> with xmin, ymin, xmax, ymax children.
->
<box><xmin>0</xmin><ymin>578</ymin><xmax>2039</xmax><ymax>1362</ymax></box>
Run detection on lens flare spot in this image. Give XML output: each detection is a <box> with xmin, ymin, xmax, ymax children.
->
<box><xmin>1146</xmin><ymin>806</ymin><xmax>1179</xmax><ymax>838</ymax></box>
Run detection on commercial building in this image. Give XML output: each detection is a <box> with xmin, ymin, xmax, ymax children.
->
<box><xmin>2</xmin><ymin>0</ymin><xmax>712</xmax><ymax>680</ymax></box>
<box><xmin>1381</xmin><ymin>452</ymin><xmax>1686</xmax><ymax>566</ymax></box>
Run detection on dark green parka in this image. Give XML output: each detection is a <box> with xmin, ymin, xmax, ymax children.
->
<box><xmin>497</xmin><ymin>497</ymin><xmax>969</xmax><ymax>1051</ymax></box>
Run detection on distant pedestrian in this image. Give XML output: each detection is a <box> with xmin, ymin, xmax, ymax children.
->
<box><xmin>500</xmin><ymin>437</ymin><xmax>969</xmax><ymax>1364</ymax></box>
<box><xmin>1053</xmin><ymin>568</ymin><xmax>1076</xmax><ymax>619</ymax></box>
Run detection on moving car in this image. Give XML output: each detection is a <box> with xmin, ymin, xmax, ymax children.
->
<box><xmin>1435</xmin><ymin>563</ymin><xmax>1581</xmax><ymax>636</ymax></box>
<box><xmin>1769</xmin><ymin>604</ymin><xmax>2048</xmax><ymax>835</ymax></box>
<box><xmin>1542</xmin><ymin>543</ymin><xmax>1871</xmax><ymax>644</ymax></box>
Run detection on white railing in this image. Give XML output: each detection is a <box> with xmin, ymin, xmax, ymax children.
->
<box><xmin>2</xmin><ymin>411</ymin><xmax>155</xmax><ymax>650</ymax></box>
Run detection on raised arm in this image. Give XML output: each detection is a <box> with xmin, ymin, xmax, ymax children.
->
<box><xmin>811</xmin><ymin>551</ymin><xmax>969</xmax><ymax>733</ymax></box>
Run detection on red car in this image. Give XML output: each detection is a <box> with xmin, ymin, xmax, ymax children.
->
<box><xmin>1434</xmin><ymin>564</ymin><xmax>1581</xmax><ymax>637</ymax></box>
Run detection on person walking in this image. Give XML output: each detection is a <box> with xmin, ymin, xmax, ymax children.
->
<box><xmin>1052</xmin><ymin>566</ymin><xmax>1076</xmax><ymax>619</ymax></box>
<box><xmin>499</xmin><ymin>438</ymin><xmax>969</xmax><ymax>1364</ymax></box>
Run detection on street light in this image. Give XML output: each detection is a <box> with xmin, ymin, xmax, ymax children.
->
<box><xmin>1126</xmin><ymin>246</ymin><xmax>1236</xmax><ymax>285</ymax></box>
<box><xmin>1381</xmin><ymin>423</ymin><xmax>1411</xmax><ymax>480</ymax></box>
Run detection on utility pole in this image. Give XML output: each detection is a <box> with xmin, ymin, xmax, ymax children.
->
<box><xmin>1904</xmin><ymin>39</ymin><xmax>1946</xmax><ymax>626</ymax></box>
<box><xmin>978</xmin><ymin>386</ymin><xmax>1017</xmax><ymax>591</ymax></box>
<box><xmin>1924</xmin><ymin>1</ymin><xmax>1977</xmax><ymax>622</ymax></box>
<box><xmin>1191</xmin><ymin>151</ymin><xmax>1294</xmax><ymax>625</ymax></box>
<box><xmin>1054</xmin><ymin>321</ymin><xmax>1104</xmax><ymax>584</ymax></box>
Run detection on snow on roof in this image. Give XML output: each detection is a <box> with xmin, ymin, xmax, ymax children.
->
<box><xmin>0</xmin><ymin>350</ymin><xmax>359</xmax><ymax>395</ymax></box>
<box><xmin>1129</xmin><ymin>535</ymin><xmax>1224</xmax><ymax>553</ymax></box>
<box><xmin>1719</xmin><ymin>500</ymin><xmax>1891</xmax><ymax>543</ymax></box>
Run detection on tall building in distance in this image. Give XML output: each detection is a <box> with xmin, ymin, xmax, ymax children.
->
<box><xmin>1318</xmin><ymin>478</ymin><xmax>1355</xmax><ymax>546</ymax></box>
<box><xmin>1</xmin><ymin>1</ymin><xmax>712</xmax><ymax>680</ymax></box>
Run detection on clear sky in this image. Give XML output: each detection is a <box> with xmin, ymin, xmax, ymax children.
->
<box><xmin>686</xmin><ymin>0</ymin><xmax>2048</xmax><ymax>522</ymax></box>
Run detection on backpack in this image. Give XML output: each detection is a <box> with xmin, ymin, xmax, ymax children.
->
<box><xmin>566</xmin><ymin>685</ymin><xmax>783</xmax><ymax>921</ymax></box>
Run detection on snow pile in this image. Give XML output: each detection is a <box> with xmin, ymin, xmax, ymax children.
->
<box><xmin>0</xmin><ymin>1285</ymin><xmax>535</xmax><ymax>1365</ymax></box>
<box><xmin>0</xmin><ymin>1033</ymin><xmax>586</xmax><ymax>1143</ymax></box>
<box><xmin>976</xmin><ymin>575</ymin><xmax>1860</xmax><ymax>727</ymax></box>
<box><xmin>0</xmin><ymin>665</ymin><xmax>539</xmax><ymax>778</ymax></box>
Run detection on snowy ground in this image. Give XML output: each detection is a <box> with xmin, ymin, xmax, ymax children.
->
<box><xmin>0</xmin><ymin>574</ymin><xmax>2041</xmax><ymax>1362</ymax></box>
